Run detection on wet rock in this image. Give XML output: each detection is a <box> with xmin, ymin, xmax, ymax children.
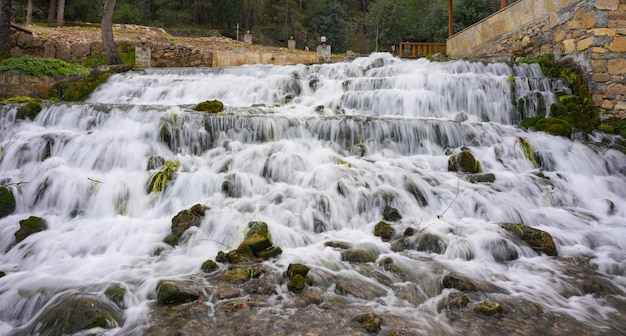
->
<box><xmin>216</xmin><ymin>286</ymin><xmax>243</xmax><ymax>300</ymax></box>
<box><xmin>351</xmin><ymin>312</ymin><xmax>383</xmax><ymax>333</ymax></box>
<box><xmin>404</xmin><ymin>178</ymin><xmax>428</xmax><ymax>206</ymax></box>
<box><xmin>146</xmin><ymin>155</ymin><xmax>165</xmax><ymax>170</ymax></box>
<box><xmin>0</xmin><ymin>186</ymin><xmax>16</xmax><ymax>218</ymax></box>
<box><xmin>201</xmin><ymin>259</ymin><xmax>218</xmax><ymax>273</ymax></box>
<box><xmin>143</xmin><ymin>301</ymin><xmax>213</xmax><ymax>335</ymax></box>
<box><xmin>287</xmin><ymin>274</ymin><xmax>307</xmax><ymax>293</ymax></box>
<box><xmin>14</xmin><ymin>216</ymin><xmax>47</xmax><ymax>245</ymax></box>
<box><xmin>501</xmin><ymin>223</ymin><xmax>557</xmax><ymax>256</ymax></box>
<box><xmin>482</xmin><ymin>238</ymin><xmax>518</xmax><ymax>262</ymax></box>
<box><xmin>24</xmin><ymin>292</ymin><xmax>123</xmax><ymax>336</ymax></box>
<box><xmin>195</xmin><ymin>99</ymin><xmax>224</xmax><ymax>113</ymax></box>
<box><xmin>220</xmin><ymin>266</ymin><xmax>261</xmax><ymax>284</ymax></box>
<box><xmin>374</xmin><ymin>220</ymin><xmax>395</xmax><ymax>241</ymax></box>
<box><xmin>166</xmin><ymin>204</ymin><xmax>208</xmax><ymax>246</ymax></box>
<box><xmin>156</xmin><ymin>279</ymin><xmax>205</xmax><ymax>305</ymax></box>
<box><xmin>325</xmin><ymin>241</ymin><xmax>351</xmax><ymax>249</ymax></box>
<box><xmin>474</xmin><ymin>300</ymin><xmax>504</xmax><ymax>316</ymax></box>
<box><xmin>467</xmin><ymin>173</ymin><xmax>496</xmax><ymax>184</ymax></box>
<box><xmin>286</xmin><ymin>263</ymin><xmax>310</xmax><ymax>279</ymax></box>
<box><xmin>334</xmin><ymin>275</ymin><xmax>387</xmax><ymax>300</ymax></box>
<box><xmin>218</xmin><ymin>220</ymin><xmax>282</xmax><ymax>263</ymax></box>
<box><xmin>382</xmin><ymin>205</ymin><xmax>402</xmax><ymax>221</ymax></box>
<box><xmin>442</xmin><ymin>274</ymin><xmax>478</xmax><ymax>292</ymax></box>
<box><xmin>415</xmin><ymin>232</ymin><xmax>446</xmax><ymax>254</ymax></box>
<box><xmin>448</xmin><ymin>147</ymin><xmax>482</xmax><ymax>174</ymax></box>
<box><xmin>445</xmin><ymin>291</ymin><xmax>470</xmax><ymax>309</ymax></box>
<box><xmin>104</xmin><ymin>284</ymin><xmax>126</xmax><ymax>308</ymax></box>
<box><xmin>341</xmin><ymin>248</ymin><xmax>378</xmax><ymax>263</ymax></box>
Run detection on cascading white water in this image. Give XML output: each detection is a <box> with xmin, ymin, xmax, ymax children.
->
<box><xmin>0</xmin><ymin>53</ymin><xmax>625</xmax><ymax>335</ymax></box>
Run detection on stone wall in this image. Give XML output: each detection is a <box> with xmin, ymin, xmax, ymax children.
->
<box><xmin>447</xmin><ymin>0</ymin><xmax>626</xmax><ymax>119</ymax></box>
<box><xmin>10</xmin><ymin>31</ymin><xmax>315</xmax><ymax>68</ymax></box>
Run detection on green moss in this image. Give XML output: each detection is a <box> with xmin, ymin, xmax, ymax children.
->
<box><xmin>2</xmin><ymin>96</ymin><xmax>43</xmax><ymax>120</ymax></box>
<box><xmin>286</xmin><ymin>263</ymin><xmax>310</xmax><ymax>279</ymax></box>
<box><xmin>501</xmin><ymin>223</ymin><xmax>557</xmax><ymax>256</ymax></box>
<box><xmin>221</xmin><ymin>267</ymin><xmax>260</xmax><ymax>284</ymax></box>
<box><xmin>104</xmin><ymin>285</ymin><xmax>126</xmax><ymax>308</ymax></box>
<box><xmin>0</xmin><ymin>186</ymin><xmax>16</xmax><ymax>218</ymax></box>
<box><xmin>84</xmin><ymin>53</ymin><xmax>107</xmax><ymax>68</ymax></box>
<box><xmin>256</xmin><ymin>245</ymin><xmax>282</xmax><ymax>259</ymax></box>
<box><xmin>373</xmin><ymin>221</ymin><xmax>395</xmax><ymax>241</ymax></box>
<box><xmin>14</xmin><ymin>216</ymin><xmax>47</xmax><ymax>244</ymax></box>
<box><xmin>195</xmin><ymin>100</ymin><xmax>224</xmax><ymax>113</ymax></box>
<box><xmin>518</xmin><ymin>137</ymin><xmax>539</xmax><ymax>168</ymax></box>
<box><xmin>287</xmin><ymin>274</ymin><xmax>306</xmax><ymax>292</ymax></box>
<box><xmin>201</xmin><ymin>259</ymin><xmax>218</xmax><ymax>273</ymax></box>
<box><xmin>246</xmin><ymin>221</ymin><xmax>270</xmax><ymax>239</ymax></box>
<box><xmin>474</xmin><ymin>300</ymin><xmax>504</xmax><ymax>316</ymax></box>
<box><xmin>352</xmin><ymin>312</ymin><xmax>383</xmax><ymax>333</ymax></box>
<box><xmin>448</xmin><ymin>149</ymin><xmax>482</xmax><ymax>173</ymax></box>
<box><xmin>535</xmin><ymin>117</ymin><xmax>572</xmax><ymax>138</ymax></box>
<box><xmin>598</xmin><ymin>123</ymin><xmax>615</xmax><ymax>134</ymax></box>
<box><xmin>147</xmin><ymin>159</ymin><xmax>180</xmax><ymax>193</ymax></box>
<box><xmin>51</xmin><ymin>71</ymin><xmax>111</xmax><ymax>101</ymax></box>
<box><xmin>0</xmin><ymin>56</ymin><xmax>89</xmax><ymax>77</ymax></box>
<box><xmin>520</xmin><ymin>115</ymin><xmax>544</xmax><ymax>129</ymax></box>
<box><xmin>156</xmin><ymin>281</ymin><xmax>200</xmax><ymax>305</ymax></box>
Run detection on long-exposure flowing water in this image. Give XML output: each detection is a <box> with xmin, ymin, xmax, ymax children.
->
<box><xmin>0</xmin><ymin>53</ymin><xmax>625</xmax><ymax>335</ymax></box>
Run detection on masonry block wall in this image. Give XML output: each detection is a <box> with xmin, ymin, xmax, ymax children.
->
<box><xmin>447</xmin><ymin>0</ymin><xmax>626</xmax><ymax>119</ymax></box>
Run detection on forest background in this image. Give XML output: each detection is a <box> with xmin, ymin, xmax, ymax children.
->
<box><xmin>14</xmin><ymin>0</ymin><xmax>517</xmax><ymax>54</ymax></box>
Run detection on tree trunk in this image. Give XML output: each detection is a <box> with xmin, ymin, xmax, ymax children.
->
<box><xmin>47</xmin><ymin>0</ymin><xmax>55</xmax><ymax>26</ymax></box>
<box><xmin>0</xmin><ymin>0</ymin><xmax>11</xmax><ymax>58</ymax></box>
<box><xmin>56</xmin><ymin>0</ymin><xmax>65</xmax><ymax>27</ymax></box>
<box><xmin>26</xmin><ymin>0</ymin><xmax>32</xmax><ymax>25</ymax></box>
<box><xmin>101</xmin><ymin>0</ymin><xmax>121</xmax><ymax>65</ymax></box>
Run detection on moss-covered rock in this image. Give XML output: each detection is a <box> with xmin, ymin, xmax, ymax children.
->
<box><xmin>286</xmin><ymin>263</ymin><xmax>310</xmax><ymax>279</ymax></box>
<box><xmin>50</xmin><ymin>65</ymin><xmax>132</xmax><ymax>101</ymax></box>
<box><xmin>448</xmin><ymin>148</ymin><xmax>482</xmax><ymax>174</ymax></box>
<box><xmin>445</xmin><ymin>291</ymin><xmax>470</xmax><ymax>309</ymax></box>
<box><xmin>501</xmin><ymin>223</ymin><xmax>557</xmax><ymax>256</ymax></box>
<box><xmin>520</xmin><ymin>115</ymin><xmax>544</xmax><ymax>129</ymax></box>
<box><xmin>467</xmin><ymin>173</ymin><xmax>496</xmax><ymax>184</ymax></box>
<box><xmin>104</xmin><ymin>284</ymin><xmax>126</xmax><ymax>308</ymax></box>
<box><xmin>195</xmin><ymin>100</ymin><xmax>224</xmax><ymax>113</ymax></box>
<box><xmin>147</xmin><ymin>159</ymin><xmax>180</xmax><ymax>193</ymax></box>
<box><xmin>218</xmin><ymin>220</ymin><xmax>282</xmax><ymax>262</ymax></box>
<box><xmin>373</xmin><ymin>221</ymin><xmax>395</xmax><ymax>241</ymax></box>
<box><xmin>220</xmin><ymin>267</ymin><xmax>260</xmax><ymax>284</ymax></box>
<box><xmin>0</xmin><ymin>186</ymin><xmax>16</xmax><ymax>219</ymax></box>
<box><xmin>535</xmin><ymin>117</ymin><xmax>572</xmax><ymax>138</ymax></box>
<box><xmin>156</xmin><ymin>280</ymin><xmax>203</xmax><ymax>305</ymax></box>
<box><xmin>14</xmin><ymin>216</ymin><xmax>47</xmax><ymax>244</ymax></box>
<box><xmin>351</xmin><ymin>312</ymin><xmax>383</xmax><ymax>333</ymax></box>
<box><xmin>201</xmin><ymin>259</ymin><xmax>218</xmax><ymax>273</ymax></box>
<box><xmin>341</xmin><ymin>249</ymin><xmax>378</xmax><ymax>263</ymax></box>
<box><xmin>26</xmin><ymin>292</ymin><xmax>123</xmax><ymax>336</ymax></box>
<box><xmin>382</xmin><ymin>205</ymin><xmax>402</xmax><ymax>222</ymax></box>
<box><xmin>167</xmin><ymin>204</ymin><xmax>208</xmax><ymax>245</ymax></box>
<box><xmin>518</xmin><ymin>137</ymin><xmax>539</xmax><ymax>168</ymax></box>
<box><xmin>246</xmin><ymin>221</ymin><xmax>270</xmax><ymax>239</ymax></box>
<box><xmin>2</xmin><ymin>96</ymin><xmax>43</xmax><ymax>120</ymax></box>
<box><xmin>474</xmin><ymin>300</ymin><xmax>504</xmax><ymax>316</ymax></box>
<box><xmin>442</xmin><ymin>274</ymin><xmax>478</xmax><ymax>292</ymax></box>
<box><xmin>287</xmin><ymin>274</ymin><xmax>307</xmax><ymax>293</ymax></box>
<box><xmin>415</xmin><ymin>232</ymin><xmax>445</xmax><ymax>254</ymax></box>
<box><xmin>256</xmin><ymin>245</ymin><xmax>283</xmax><ymax>259</ymax></box>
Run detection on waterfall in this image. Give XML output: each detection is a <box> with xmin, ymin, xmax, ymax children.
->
<box><xmin>1</xmin><ymin>53</ymin><xmax>625</xmax><ymax>335</ymax></box>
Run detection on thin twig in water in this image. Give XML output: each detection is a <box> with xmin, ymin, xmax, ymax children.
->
<box><xmin>87</xmin><ymin>177</ymin><xmax>103</xmax><ymax>184</ymax></box>
<box><xmin>437</xmin><ymin>173</ymin><xmax>461</xmax><ymax>219</ymax></box>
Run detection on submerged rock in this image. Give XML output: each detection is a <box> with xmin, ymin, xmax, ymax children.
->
<box><xmin>24</xmin><ymin>292</ymin><xmax>123</xmax><ymax>336</ymax></box>
<box><xmin>0</xmin><ymin>186</ymin><xmax>16</xmax><ymax>218</ymax></box>
<box><xmin>156</xmin><ymin>279</ymin><xmax>206</xmax><ymax>305</ymax></box>
<box><xmin>341</xmin><ymin>248</ymin><xmax>378</xmax><ymax>263</ymax></box>
<box><xmin>445</xmin><ymin>291</ymin><xmax>470</xmax><ymax>309</ymax></box>
<box><xmin>474</xmin><ymin>300</ymin><xmax>504</xmax><ymax>316</ymax></box>
<box><xmin>351</xmin><ymin>312</ymin><xmax>383</xmax><ymax>333</ymax></box>
<box><xmin>201</xmin><ymin>259</ymin><xmax>218</xmax><ymax>273</ymax></box>
<box><xmin>501</xmin><ymin>223</ymin><xmax>557</xmax><ymax>256</ymax></box>
<box><xmin>442</xmin><ymin>274</ymin><xmax>478</xmax><ymax>292</ymax></box>
<box><xmin>165</xmin><ymin>204</ymin><xmax>208</xmax><ymax>246</ymax></box>
<box><xmin>104</xmin><ymin>284</ymin><xmax>126</xmax><ymax>308</ymax></box>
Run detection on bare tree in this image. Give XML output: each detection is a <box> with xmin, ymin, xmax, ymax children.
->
<box><xmin>47</xmin><ymin>0</ymin><xmax>55</xmax><ymax>26</ymax></box>
<box><xmin>101</xmin><ymin>0</ymin><xmax>121</xmax><ymax>65</ymax></box>
<box><xmin>0</xmin><ymin>0</ymin><xmax>10</xmax><ymax>58</ymax></box>
<box><xmin>56</xmin><ymin>0</ymin><xmax>65</xmax><ymax>27</ymax></box>
<box><xmin>26</xmin><ymin>0</ymin><xmax>32</xmax><ymax>25</ymax></box>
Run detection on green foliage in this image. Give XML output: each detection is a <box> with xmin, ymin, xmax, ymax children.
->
<box><xmin>603</xmin><ymin>118</ymin><xmax>626</xmax><ymax>137</ymax></box>
<box><xmin>316</xmin><ymin>0</ymin><xmax>350</xmax><ymax>53</ymax></box>
<box><xmin>0</xmin><ymin>56</ymin><xmax>89</xmax><ymax>77</ymax></box>
<box><xmin>520</xmin><ymin>115</ymin><xmax>544</xmax><ymax>129</ymax></box>
<box><xmin>84</xmin><ymin>53</ymin><xmax>107</xmax><ymax>68</ymax></box>
<box><xmin>118</xmin><ymin>44</ymin><xmax>136</xmax><ymax>65</ymax></box>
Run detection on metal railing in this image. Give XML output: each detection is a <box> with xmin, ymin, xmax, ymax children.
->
<box><xmin>398</xmin><ymin>42</ymin><xmax>446</xmax><ymax>58</ymax></box>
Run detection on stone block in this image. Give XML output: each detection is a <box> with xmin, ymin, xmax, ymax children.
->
<box><xmin>596</xmin><ymin>0</ymin><xmax>620</xmax><ymax>10</ymax></box>
<box><xmin>56</xmin><ymin>43</ymin><xmax>71</xmax><ymax>61</ymax></box>
<box><xmin>608</xmin><ymin>84</ymin><xmax>626</xmax><ymax>95</ymax></box>
<box><xmin>592</xmin><ymin>47</ymin><xmax>608</xmax><ymax>53</ymax></box>
<box><xmin>43</xmin><ymin>40</ymin><xmax>56</xmax><ymax>58</ymax></box>
<box><xmin>577</xmin><ymin>37</ymin><xmax>595</xmax><ymax>51</ymax></box>
<box><xmin>592</xmin><ymin>59</ymin><xmax>607</xmax><ymax>72</ymax></box>
<box><xmin>591</xmin><ymin>28</ymin><xmax>617</xmax><ymax>37</ymax></box>
<box><xmin>609</xmin><ymin>37</ymin><xmax>626</xmax><ymax>52</ymax></box>
<box><xmin>609</xmin><ymin>20</ymin><xmax>626</xmax><ymax>28</ymax></box>
<box><xmin>601</xmin><ymin>100</ymin><xmax>616</xmax><ymax>109</ymax></box>
<box><xmin>553</xmin><ymin>29</ymin><xmax>567</xmax><ymax>42</ymax></box>
<box><xmin>582</xmin><ymin>12</ymin><xmax>596</xmax><ymax>29</ymax></box>
<box><xmin>608</xmin><ymin>59</ymin><xmax>626</xmax><ymax>74</ymax></box>
<box><xmin>592</xmin><ymin>73</ymin><xmax>611</xmax><ymax>82</ymax></box>
<box><xmin>563</xmin><ymin>39</ymin><xmax>576</xmax><ymax>53</ymax></box>
<box><xmin>70</xmin><ymin>43</ymin><xmax>90</xmax><ymax>59</ymax></box>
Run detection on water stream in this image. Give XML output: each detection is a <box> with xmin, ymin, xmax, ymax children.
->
<box><xmin>1</xmin><ymin>53</ymin><xmax>625</xmax><ymax>335</ymax></box>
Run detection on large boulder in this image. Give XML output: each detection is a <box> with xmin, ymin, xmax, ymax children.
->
<box><xmin>24</xmin><ymin>292</ymin><xmax>123</xmax><ymax>336</ymax></box>
<box><xmin>501</xmin><ymin>223</ymin><xmax>557</xmax><ymax>257</ymax></box>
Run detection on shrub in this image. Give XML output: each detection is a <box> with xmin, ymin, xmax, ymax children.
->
<box><xmin>0</xmin><ymin>56</ymin><xmax>89</xmax><ymax>77</ymax></box>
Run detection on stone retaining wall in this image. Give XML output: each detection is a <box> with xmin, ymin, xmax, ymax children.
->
<box><xmin>10</xmin><ymin>31</ymin><xmax>315</xmax><ymax>68</ymax></box>
<box><xmin>447</xmin><ymin>0</ymin><xmax>626</xmax><ymax>119</ymax></box>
